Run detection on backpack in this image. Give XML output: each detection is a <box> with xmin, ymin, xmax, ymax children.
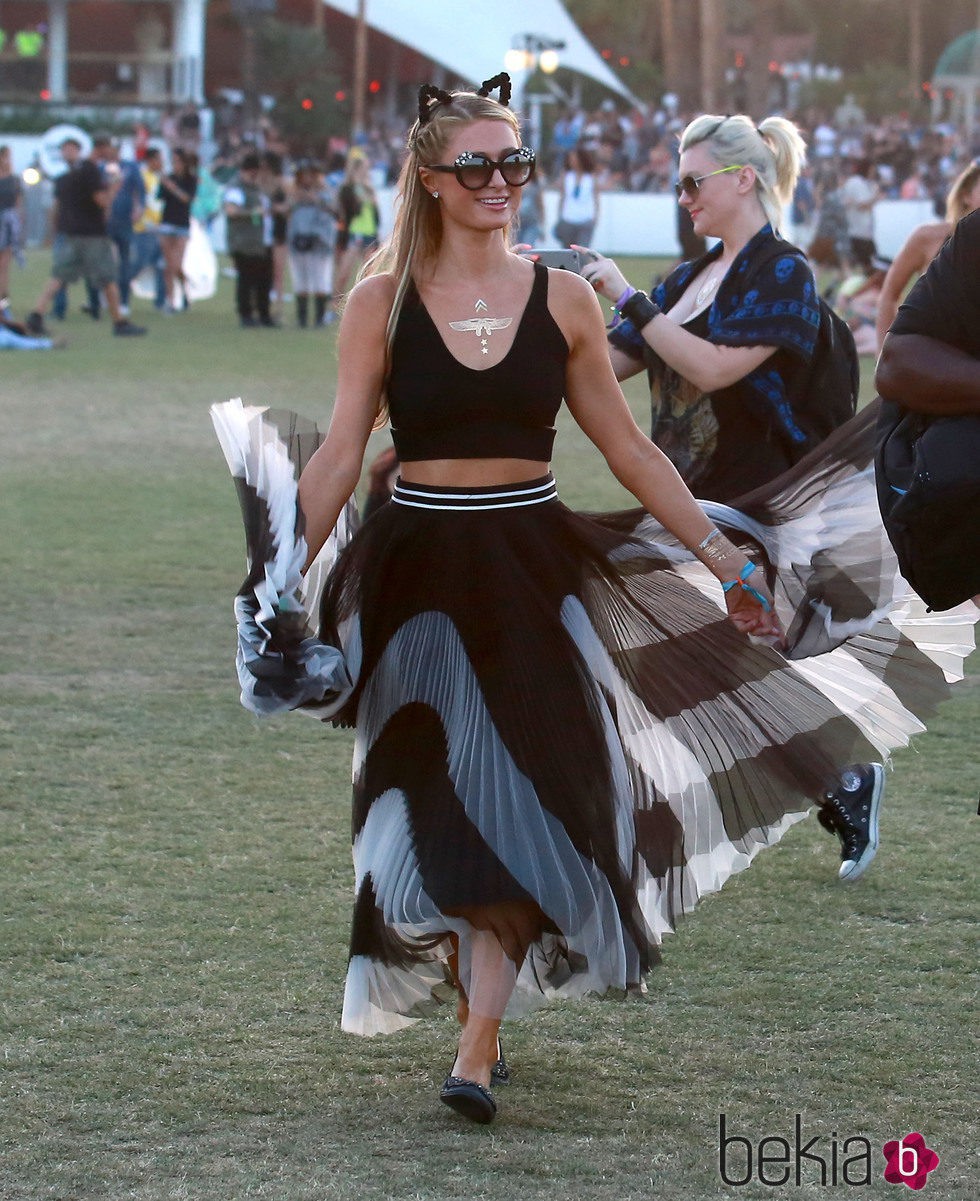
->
<box><xmin>785</xmin><ymin>295</ymin><xmax>860</xmax><ymax>450</ymax></box>
<box><xmin>875</xmin><ymin>399</ymin><xmax>980</xmax><ymax>610</ymax></box>
<box><xmin>748</xmin><ymin>239</ymin><xmax>859</xmax><ymax>459</ymax></box>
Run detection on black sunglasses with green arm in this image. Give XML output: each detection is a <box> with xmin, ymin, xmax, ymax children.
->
<box><xmin>425</xmin><ymin>147</ymin><xmax>536</xmax><ymax>191</ymax></box>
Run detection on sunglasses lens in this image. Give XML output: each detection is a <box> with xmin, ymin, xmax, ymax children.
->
<box><xmin>501</xmin><ymin>152</ymin><xmax>534</xmax><ymax>186</ymax></box>
<box><xmin>456</xmin><ymin>156</ymin><xmax>492</xmax><ymax>189</ymax></box>
<box><xmin>675</xmin><ymin>176</ymin><xmax>698</xmax><ymax>199</ymax></box>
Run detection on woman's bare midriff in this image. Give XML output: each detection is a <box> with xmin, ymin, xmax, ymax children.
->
<box><xmin>398</xmin><ymin>458</ymin><xmax>551</xmax><ymax>487</ymax></box>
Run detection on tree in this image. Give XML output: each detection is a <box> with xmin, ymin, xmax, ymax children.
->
<box><xmin>253</xmin><ymin>18</ymin><xmax>345</xmax><ymax>148</ymax></box>
<box><xmin>564</xmin><ymin>0</ymin><xmax>980</xmax><ymax>113</ymax></box>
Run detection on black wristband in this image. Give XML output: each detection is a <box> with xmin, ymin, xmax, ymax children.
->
<box><xmin>620</xmin><ymin>289</ymin><xmax>661</xmax><ymax>330</ymax></box>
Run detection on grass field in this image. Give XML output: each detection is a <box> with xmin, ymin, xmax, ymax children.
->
<box><xmin>1</xmin><ymin>250</ymin><xmax>977</xmax><ymax>1201</ymax></box>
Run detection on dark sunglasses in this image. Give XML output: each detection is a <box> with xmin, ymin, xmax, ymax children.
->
<box><xmin>674</xmin><ymin>164</ymin><xmax>744</xmax><ymax>199</ymax></box>
<box><xmin>425</xmin><ymin>147</ymin><xmax>536</xmax><ymax>190</ymax></box>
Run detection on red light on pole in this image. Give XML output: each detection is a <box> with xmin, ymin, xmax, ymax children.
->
<box><xmin>301</xmin><ymin>98</ymin><xmax>314</xmax><ymax>110</ymax></box>
<box><xmin>368</xmin><ymin>79</ymin><xmax>381</xmax><ymax>94</ymax></box>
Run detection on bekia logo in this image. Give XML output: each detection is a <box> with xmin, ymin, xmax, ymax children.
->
<box><xmin>882</xmin><ymin>1133</ymin><xmax>940</xmax><ymax>1190</ymax></box>
<box><xmin>719</xmin><ymin>1115</ymin><xmax>940</xmax><ymax>1189</ymax></box>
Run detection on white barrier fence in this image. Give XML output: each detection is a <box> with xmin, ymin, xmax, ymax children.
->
<box><xmin>3</xmin><ymin>128</ymin><xmax>936</xmax><ymax>261</ymax></box>
<box><xmin>207</xmin><ymin>189</ymin><xmax>936</xmax><ymax>261</ymax></box>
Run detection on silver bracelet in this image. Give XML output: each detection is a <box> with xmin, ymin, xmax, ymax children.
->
<box><xmin>696</xmin><ymin>527</ymin><xmax>723</xmax><ymax>552</ymax></box>
<box><xmin>698</xmin><ymin>533</ymin><xmax>740</xmax><ymax>565</ymax></box>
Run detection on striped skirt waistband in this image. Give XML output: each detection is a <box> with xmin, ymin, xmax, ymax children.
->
<box><xmin>392</xmin><ymin>474</ymin><xmax>558</xmax><ymax>511</ymax></box>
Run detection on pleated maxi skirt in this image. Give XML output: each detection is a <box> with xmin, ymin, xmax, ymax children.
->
<box><xmin>210</xmin><ymin>399</ymin><xmax>977</xmax><ymax>1037</ymax></box>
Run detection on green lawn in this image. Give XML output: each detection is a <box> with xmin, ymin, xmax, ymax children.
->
<box><xmin>0</xmin><ymin>251</ymin><xmax>976</xmax><ymax>1200</ymax></box>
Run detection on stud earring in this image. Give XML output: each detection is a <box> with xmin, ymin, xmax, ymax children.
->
<box><xmin>432</xmin><ymin>191</ymin><xmax>440</xmax><ymax>199</ymax></box>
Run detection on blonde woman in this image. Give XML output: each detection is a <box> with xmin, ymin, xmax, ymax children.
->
<box><xmin>581</xmin><ymin>114</ymin><xmax>825</xmax><ymax>498</ymax></box>
<box><xmin>581</xmin><ymin>114</ymin><xmax>887</xmax><ymax>880</ymax></box>
<box><xmin>332</xmin><ymin>152</ymin><xmax>379</xmax><ymax>301</ymax></box>
<box><xmin>212</xmin><ymin>84</ymin><xmax>974</xmax><ymax>1124</ymax></box>
<box><xmin>874</xmin><ymin>160</ymin><xmax>980</xmax><ymax>350</ymax></box>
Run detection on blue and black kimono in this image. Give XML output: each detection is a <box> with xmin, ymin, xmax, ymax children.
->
<box><xmin>610</xmin><ymin>223</ymin><xmax>822</xmax><ymax>502</ymax></box>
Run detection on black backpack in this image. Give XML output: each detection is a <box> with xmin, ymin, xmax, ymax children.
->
<box><xmin>786</xmin><ymin>295</ymin><xmax>860</xmax><ymax>449</ymax></box>
<box><xmin>875</xmin><ymin>399</ymin><xmax>980</xmax><ymax>610</ymax></box>
<box><xmin>749</xmin><ymin>240</ymin><xmax>859</xmax><ymax>459</ymax></box>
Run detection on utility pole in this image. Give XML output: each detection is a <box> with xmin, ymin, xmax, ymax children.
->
<box><xmin>746</xmin><ymin>0</ymin><xmax>778</xmax><ymax>119</ymax></box>
<box><xmin>352</xmin><ymin>0</ymin><xmax>368</xmax><ymax>140</ymax></box>
<box><xmin>659</xmin><ymin>0</ymin><xmax>682</xmax><ymax>102</ymax></box>
<box><xmin>907</xmin><ymin>0</ymin><xmax>922</xmax><ymax>109</ymax></box>
<box><xmin>699</xmin><ymin>0</ymin><xmax>724</xmax><ymax>113</ymax></box>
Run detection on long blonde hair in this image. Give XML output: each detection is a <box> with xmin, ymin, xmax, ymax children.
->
<box><xmin>679</xmin><ymin>113</ymin><xmax>806</xmax><ymax>236</ymax></box>
<box><xmin>945</xmin><ymin>160</ymin><xmax>980</xmax><ymax>222</ymax></box>
<box><xmin>359</xmin><ymin>90</ymin><xmax>521</xmax><ymax>424</ymax></box>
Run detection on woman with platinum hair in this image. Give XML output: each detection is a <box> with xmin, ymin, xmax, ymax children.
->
<box><xmin>581</xmin><ymin>114</ymin><xmax>894</xmax><ymax>883</ymax></box>
<box><xmin>581</xmin><ymin>113</ymin><xmax>815</xmax><ymax>501</ymax></box>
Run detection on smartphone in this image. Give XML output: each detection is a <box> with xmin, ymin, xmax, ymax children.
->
<box><xmin>520</xmin><ymin>248</ymin><xmax>582</xmax><ymax>273</ymax></box>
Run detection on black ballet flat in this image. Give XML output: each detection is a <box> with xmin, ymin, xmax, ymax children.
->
<box><xmin>439</xmin><ymin>1075</ymin><xmax>497</xmax><ymax>1124</ymax></box>
<box><xmin>491</xmin><ymin>1038</ymin><xmax>510</xmax><ymax>1086</ymax></box>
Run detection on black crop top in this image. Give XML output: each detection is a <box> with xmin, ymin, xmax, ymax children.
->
<box><xmin>387</xmin><ymin>261</ymin><xmax>568</xmax><ymax>461</ymax></box>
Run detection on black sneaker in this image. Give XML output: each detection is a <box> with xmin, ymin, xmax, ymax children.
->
<box><xmin>113</xmin><ymin>319</ymin><xmax>147</xmax><ymax>337</ymax></box>
<box><xmin>26</xmin><ymin>311</ymin><xmax>48</xmax><ymax>336</ymax></box>
<box><xmin>817</xmin><ymin>763</ymin><xmax>884</xmax><ymax>882</ymax></box>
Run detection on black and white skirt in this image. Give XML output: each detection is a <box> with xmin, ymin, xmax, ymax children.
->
<box><xmin>211</xmin><ymin>399</ymin><xmax>977</xmax><ymax>1036</ymax></box>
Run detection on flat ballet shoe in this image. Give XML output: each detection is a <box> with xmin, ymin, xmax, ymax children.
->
<box><xmin>491</xmin><ymin>1038</ymin><xmax>510</xmax><ymax>1086</ymax></box>
<box><xmin>439</xmin><ymin>1075</ymin><xmax>497</xmax><ymax>1124</ymax></box>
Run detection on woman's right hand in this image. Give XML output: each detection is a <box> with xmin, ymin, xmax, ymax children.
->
<box><xmin>576</xmin><ymin>247</ymin><xmax>629</xmax><ymax>303</ymax></box>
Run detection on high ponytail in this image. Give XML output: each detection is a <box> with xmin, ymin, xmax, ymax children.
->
<box><xmin>679</xmin><ymin>113</ymin><xmax>806</xmax><ymax>236</ymax></box>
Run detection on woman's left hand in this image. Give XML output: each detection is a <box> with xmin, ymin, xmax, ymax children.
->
<box><xmin>575</xmin><ymin>247</ymin><xmax>629</xmax><ymax>303</ymax></box>
<box><xmin>723</xmin><ymin>572</ymin><xmax>785</xmax><ymax>645</ymax></box>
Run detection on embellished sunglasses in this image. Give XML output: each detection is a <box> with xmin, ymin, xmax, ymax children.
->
<box><xmin>674</xmin><ymin>164</ymin><xmax>744</xmax><ymax>199</ymax></box>
<box><xmin>425</xmin><ymin>147</ymin><xmax>536</xmax><ymax>190</ymax></box>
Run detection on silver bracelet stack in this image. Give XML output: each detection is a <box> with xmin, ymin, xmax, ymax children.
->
<box><xmin>693</xmin><ymin>527</ymin><xmax>739</xmax><ymax>565</ymax></box>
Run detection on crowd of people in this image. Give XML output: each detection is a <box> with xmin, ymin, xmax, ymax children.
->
<box><xmin>0</xmin><ymin>138</ymin><xmax>387</xmax><ymax>340</ymax></box>
<box><xmin>3</xmin><ymin>85</ymin><xmax>979</xmax><ymax>349</ymax></box>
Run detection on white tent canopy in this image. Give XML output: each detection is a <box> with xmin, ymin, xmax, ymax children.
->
<box><xmin>323</xmin><ymin>0</ymin><xmax>635</xmax><ymax>102</ymax></box>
